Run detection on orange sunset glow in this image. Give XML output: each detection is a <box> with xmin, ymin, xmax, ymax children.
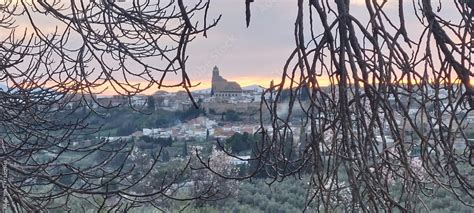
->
<box><xmin>94</xmin><ymin>76</ymin><xmax>277</xmax><ymax>96</ymax></box>
<box><xmin>70</xmin><ymin>73</ymin><xmax>474</xmax><ymax>96</ymax></box>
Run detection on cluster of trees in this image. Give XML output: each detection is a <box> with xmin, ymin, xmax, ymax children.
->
<box><xmin>190</xmin><ymin>147</ymin><xmax>240</xmax><ymax>207</ymax></box>
<box><xmin>50</xmin><ymin>170</ymin><xmax>474</xmax><ymax>212</ymax></box>
<box><xmin>139</xmin><ymin>136</ymin><xmax>173</xmax><ymax>147</ymax></box>
<box><xmin>88</xmin><ymin>107</ymin><xmax>208</xmax><ymax>137</ymax></box>
<box><xmin>167</xmin><ymin>173</ymin><xmax>474</xmax><ymax>212</ymax></box>
<box><xmin>222</xmin><ymin>110</ymin><xmax>242</xmax><ymax>122</ymax></box>
<box><xmin>104</xmin><ymin>109</ymin><xmax>177</xmax><ymax>136</ymax></box>
<box><xmin>174</xmin><ymin>178</ymin><xmax>306</xmax><ymax>212</ymax></box>
<box><xmin>178</xmin><ymin>107</ymin><xmax>206</xmax><ymax>121</ymax></box>
<box><xmin>224</xmin><ymin>132</ymin><xmax>258</xmax><ymax>154</ymax></box>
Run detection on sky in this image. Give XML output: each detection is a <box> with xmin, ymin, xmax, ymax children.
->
<box><xmin>2</xmin><ymin>0</ymin><xmax>298</xmax><ymax>93</ymax></box>
<box><xmin>184</xmin><ymin>0</ymin><xmax>297</xmax><ymax>91</ymax></box>
<box><xmin>181</xmin><ymin>0</ymin><xmax>447</xmax><ymax>92</ymax></box>
<box><xmin>1</xmin><ymin>0</ymin><xmax>465</xmax><ymax>94</ymax></box>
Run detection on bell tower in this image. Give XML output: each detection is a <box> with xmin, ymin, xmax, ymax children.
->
<box><xmin>212</xmin><ymin>66</ymin><xmax>220</xmax><ymax>81</ymax></box>
<box><xmin>211</xmin><ymin>66</ymin><xmax>219</xmax><ymax>96</ymax></box>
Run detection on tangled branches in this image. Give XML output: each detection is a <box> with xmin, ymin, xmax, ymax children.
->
<box><xmin>201</xmin><ymin>0</ymin><xmax>473</xmax><ymax>212</ymax></box>
<box><xmin>0</xmin><ymin>0</ymin><xmax>220</xmax><ymax>211</ymax></box>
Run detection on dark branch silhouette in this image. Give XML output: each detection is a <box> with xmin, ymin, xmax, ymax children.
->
<box><xmin>198</xmin><ymin>1</ymin><xmax>474</xmax><ymax>211</ymax></box>
<box><xmin>0</xmin><ymin>0</ymin><xmax>221</xmax><ymax>211</ymax></box>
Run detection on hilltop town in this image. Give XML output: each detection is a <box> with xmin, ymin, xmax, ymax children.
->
<box><xmin>64</xmin><ymin>66</ymin><xmax>473</xmax><ymax>156</ymax></box>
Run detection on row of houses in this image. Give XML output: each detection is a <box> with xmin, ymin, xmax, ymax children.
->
<box><xmin>142</xmin><ymin>116</ymin><xmax>260</xmax><ymax>141</ymax></box>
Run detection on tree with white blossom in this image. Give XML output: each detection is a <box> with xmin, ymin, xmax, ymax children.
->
<box><xmin>190</xmin><ymin>146</ymin><xmax>240</xmax><ymax>206</ymax></box>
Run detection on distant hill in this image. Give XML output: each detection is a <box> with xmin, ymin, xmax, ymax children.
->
<box><xmin>192</xmin><ymin>88</ymin><xmax>212</xmax><ymax>94</ymax></box>
<box><xmin>242</xmin><ymin>85</ymin><xmax>265</xmax><ymax>92</ymax></box>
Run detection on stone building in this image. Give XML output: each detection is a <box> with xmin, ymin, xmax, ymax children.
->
<box><xmin>211</xmin><ymin>66</ymin><xmax>242</xmax><ymax>97</ymax></box>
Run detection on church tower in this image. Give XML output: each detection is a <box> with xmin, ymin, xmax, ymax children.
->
<box><xmin>211</xmin><ymin>66</ymin><xmax>219</xmax><ymax>96</ymax></box>
<box><xmin>212</xmin><ymin>66</ymin><xmax>220</xmax><ymax>80</ymax></box>
<box><xmin>210</xmin><ymin>65</ymin><xmax>242</xmax><ymax>97</ymax></box>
